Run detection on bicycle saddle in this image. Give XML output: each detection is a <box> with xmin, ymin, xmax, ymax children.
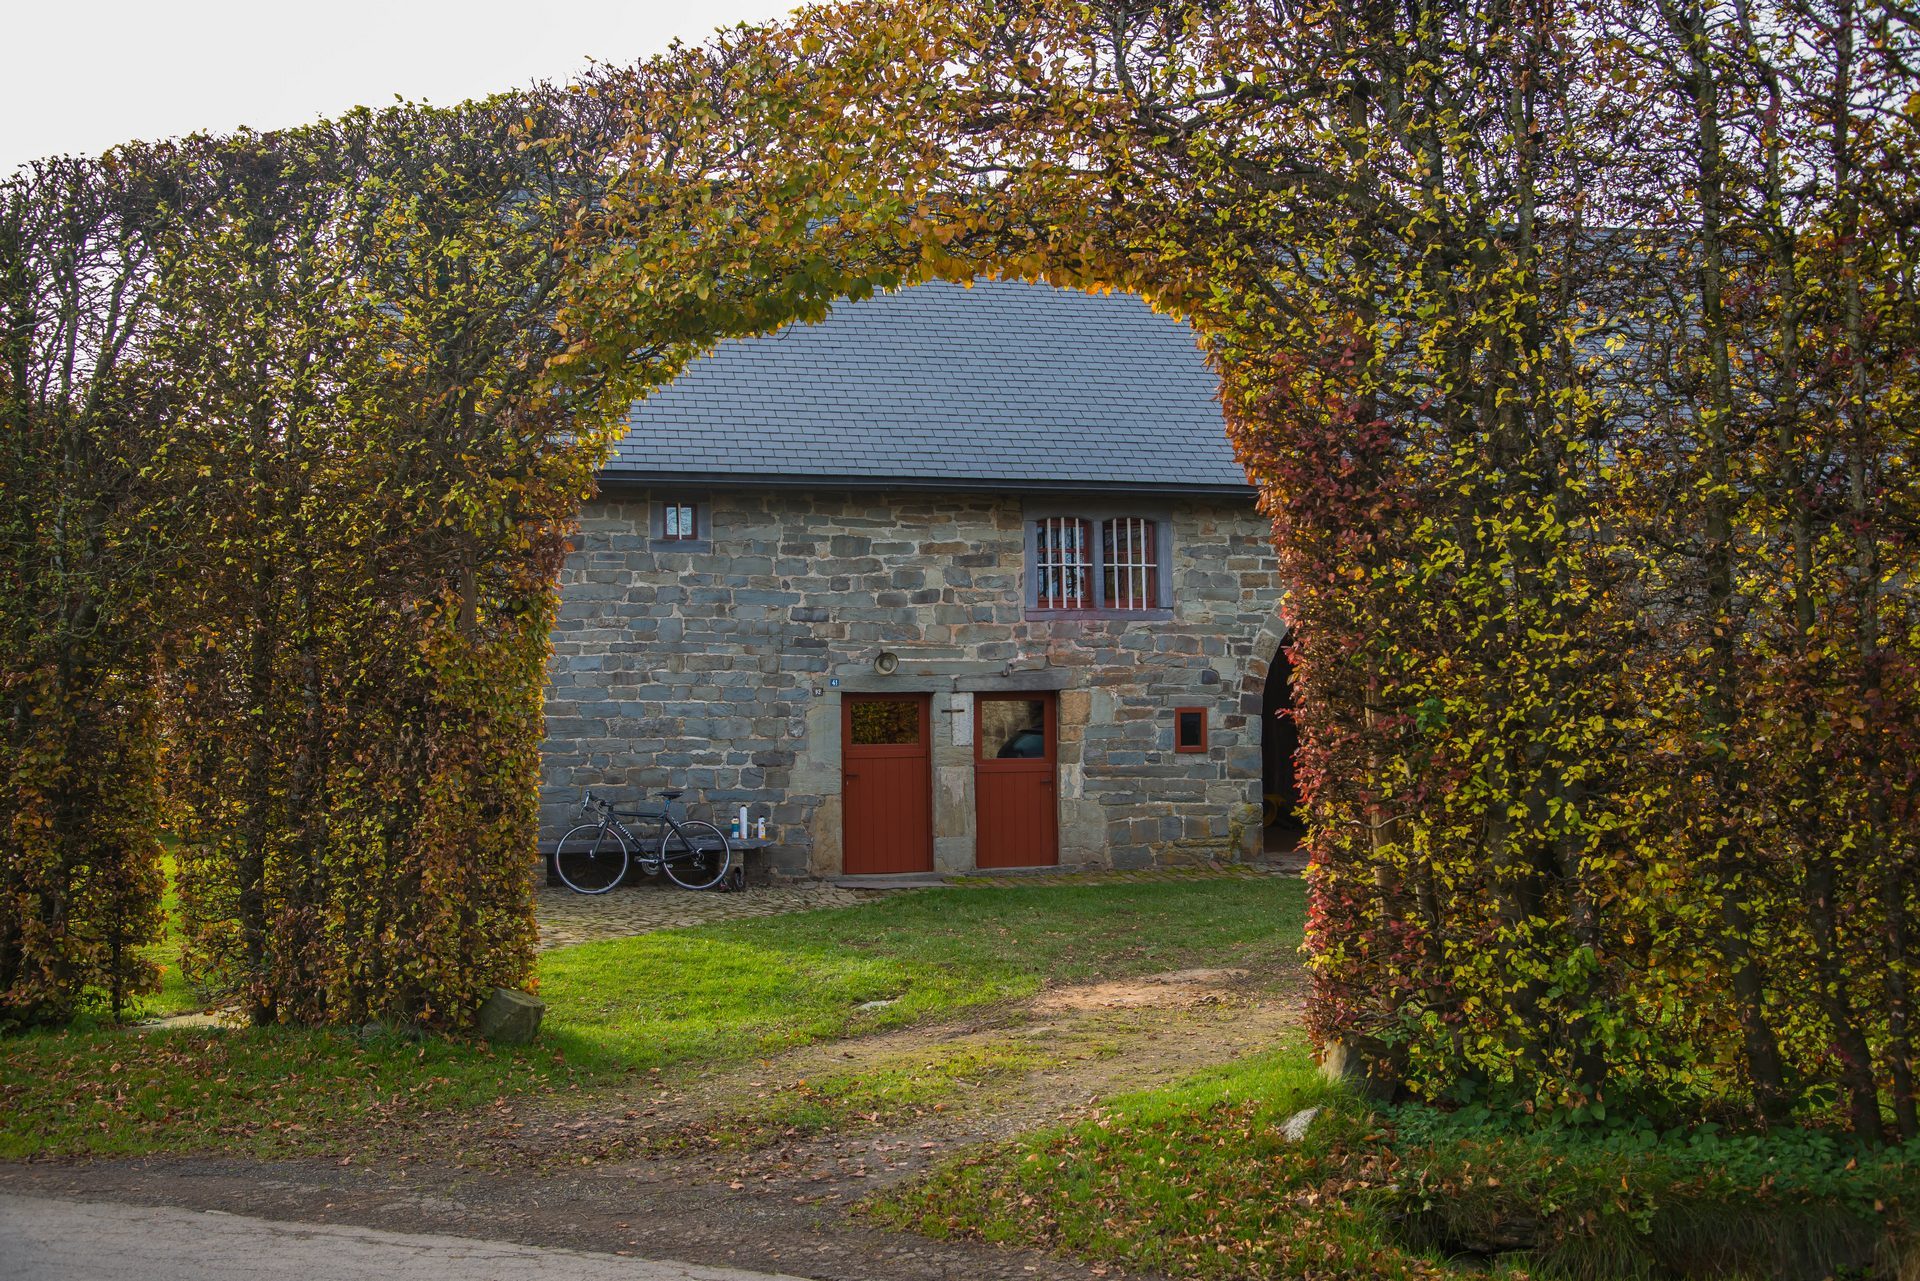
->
<box><xmin>657</xmin><ymin>789</ymin><xmax>685</xmax><ymax>801</ymax></box>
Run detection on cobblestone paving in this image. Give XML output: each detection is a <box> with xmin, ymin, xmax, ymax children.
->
<box><xmin>535</xmin><ymin>882</ymin><xmax>906</xmax><ymax>951</ymax></box>
<box><xmin>535</xmin><ymin>862</ymin><xmax>1299</xmax><ymax>951</ymax></box>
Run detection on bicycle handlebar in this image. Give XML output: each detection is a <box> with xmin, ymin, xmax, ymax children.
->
<box><xmin>580</xmin><ymin>789</ymin><xmax>681</xmax><ymax>820</ymax></box>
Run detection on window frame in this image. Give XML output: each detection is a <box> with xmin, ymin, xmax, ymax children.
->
<box><xmin>1032</xmin><ymin>515</ymin><xmax>1095</xmax><ymax>611</ymax></box>
<box><xmin>1022</xmin><ymin>500</ymin><xmax>1174</xmax><ymax>618</ymax></box>
<box><xmin>648</xmin><ymin>492</ymin><xmax>712</xmax><ymax>551</ymax></box>
<box><xmin>1101</xmin><ymin>515</ymin><xmax>1161</xmax><ymax>611</ymax></box>
<box><xmin>661</xmin><ymin>500</ymin><xmax>699</xmax><ymax>542</ymax></box>
<box><xmin>975</xmin><ymin>693</ymin><xmax>1055</xmax><ymax>764</ymax></box>
<box><xmin>1173</xmin><ymin>706</ymin><xmax>1209</xmax><ymax>754</ymax></box>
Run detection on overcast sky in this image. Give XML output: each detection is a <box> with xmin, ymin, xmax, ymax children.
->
<box><xmin>4</xmin><ymin>0</ymin><xmax>801</xmax><ymax>170</ymax></box>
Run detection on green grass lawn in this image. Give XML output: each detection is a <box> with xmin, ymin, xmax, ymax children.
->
<box><xmin>877</xmin><ymin>1045</ymin><xmax>1920</xmax><ymax>1281</ymax></box>
<box><xmin>542</xmin><ymin>875</ymin><xmax>1305</xmax><ymax>1072</ymax></box>
<box><xmin>0</xmin><ymin>876</ymin><xmax>1306</xmax><ymax>1160</ymax></box>
<box><xmin>15</xmin><ymin>869</ymin><xmax>1901</xmax><ymax>1280</ymax></box>
<box><xmin>130</xmin><ymin>850</ymin><xmax>200</xmax><ymax>1020</ymax></box>
<box><xmin>873</xmin><ymin>1041</ymin><xmax>1409</xmax><ymax>1278</ymax></box>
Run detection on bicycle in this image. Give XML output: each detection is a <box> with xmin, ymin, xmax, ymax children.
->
<box><xmin>553</xmin><ymin>789</ymin><xmax>734</xmax><ymax>894</ymax></box>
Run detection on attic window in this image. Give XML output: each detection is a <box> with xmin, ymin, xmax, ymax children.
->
<box><xmin>662</xmin><ymin>501</ymin><xmax>698</xmax><ymax>541</ymax></box>
<box><xmin>1035</xmin><ymin>517</ymin><xmax>1093</xmax><ymax>610</ymax></box>
<box><xmin>1103</xmin><ymin>518</ymin><xmax>1159</xmax><ymax>610</ymax></box>
<box><xmin>1025</xmin><ymin>504</ymin><xmax>1173</xmax><ymax>615</ymax></box>
<box><xmin>650</xmin><ymin>495</ymin><xmax>710</xmax><ymax>547</ymax></box>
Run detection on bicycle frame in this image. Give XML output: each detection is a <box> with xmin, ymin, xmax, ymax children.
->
<box><xmin>555</xmin><ymin>788</ymin><xmax>733</xmax><ymax>895</ymax></box>
<box><xmin>580</xmin><ymin>794</ymin><xmax>698</xmax><ymax>873</ymax></box>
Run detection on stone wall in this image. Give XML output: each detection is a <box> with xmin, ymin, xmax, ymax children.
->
<box><xmin>541</xmin><ymin>487</ymin><xmax>1284</xmax><ymax>875</ymax></box>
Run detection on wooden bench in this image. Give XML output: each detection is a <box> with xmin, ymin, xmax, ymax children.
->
<box><xmin>718</xmin><ymin>838</ymin><xmax>775</xmax><ymax>890</ymax></box>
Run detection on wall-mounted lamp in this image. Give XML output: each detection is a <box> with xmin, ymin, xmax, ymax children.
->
<box><xmin>872</xmin><ymin>650</ymin><xmax>899</xmax><ymax>675</ymax></box>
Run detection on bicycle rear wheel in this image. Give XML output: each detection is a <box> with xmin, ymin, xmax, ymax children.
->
<box><xmin>661</xmin><ymin>820</ymin><xmax>732</xmax><ymax>891</ymax></box>
<box><xmin>554</xmin><ymin>823</ymin><xmax>630</xmax><ymax>894</ymax></box>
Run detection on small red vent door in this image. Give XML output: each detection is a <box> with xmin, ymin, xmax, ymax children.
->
<box><xmin>841</xmin><ymin>694</ymin><xmax>934</xmax><ymax>875</ymax></box>
<box><xmin>974</xmin><ymin>693</ymin><xmax>1059</xmax><ymax>868</ymax></box>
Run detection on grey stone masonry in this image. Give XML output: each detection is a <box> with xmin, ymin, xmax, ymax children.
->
<box><xmin>540</xmin><ymin>489</ymin><xmax>1286</xmax><ymax>876</ymax></box>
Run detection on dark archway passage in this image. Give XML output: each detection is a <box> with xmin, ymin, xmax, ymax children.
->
<box><xmin>1261</xmin><ymin>645</ymin><xmax>1304</xmax><ymax>854</ymax></box>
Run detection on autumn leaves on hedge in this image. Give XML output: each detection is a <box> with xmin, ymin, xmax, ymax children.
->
<box><xmin>571</xmin><ymin>0</ymin><xmax>1920</xmax><ymax>1137</ymax></box>
<box><xmin>5</xmin><ymin>0</ymin><xmax>1918</xmax><ymax>1145</ymax></box>
<box><xmin>0</xmin><ymin>93</ymin><xmax>635</xmax><ymax>1027</ymax></box>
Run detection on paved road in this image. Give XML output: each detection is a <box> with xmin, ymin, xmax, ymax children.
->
<box><xmin>0</xmin><ymin>1193</ymin><xmax>815</xmax><ymax>1281</ymax></box>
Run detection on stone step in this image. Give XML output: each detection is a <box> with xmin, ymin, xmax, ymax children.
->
<box><xmin>831</xmin><ymin>873</ymin><xmax>950</xmax><ymax>889</ymax></box>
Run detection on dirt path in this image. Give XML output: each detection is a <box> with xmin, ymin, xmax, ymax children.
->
<box><xmin>0</xmin><ymin>965</ymin><xmax>1302</xmax><ymax>1281</ymax></box>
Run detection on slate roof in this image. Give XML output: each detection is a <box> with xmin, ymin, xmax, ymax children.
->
<box><xmin>605</xmin><ymin>279</ymin><xmax>1250</xmax><ymax>493</ymax></box>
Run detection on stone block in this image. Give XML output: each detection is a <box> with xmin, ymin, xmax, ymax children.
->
<box><xmin>1320</xmin><ymin>1039</ymin><xmax>1399</xmax><ymax>1101</ymax></box>
<box><xmin>475</xmin><ymin>988</ymin><xmax>544</xmax><ymax>1044</ymax></box>
<box><xmin>935</xmin><ymin>765</ymin><xmax>972</xmax><ymax>838</ymax></box>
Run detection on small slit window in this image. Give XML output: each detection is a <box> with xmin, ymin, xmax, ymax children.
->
<box><xmin>1175</xmin><ymin>707</ymin><xmax>1208</xmax><ymax>753</ymax></box>
<box><xmin>662</xmin><ymin>501</ymin><xmax>698</xmax><ymax>541</ymax></box>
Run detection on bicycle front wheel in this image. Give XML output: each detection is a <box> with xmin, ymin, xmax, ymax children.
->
<box><xmin>554</xmin><ymin>823</ymin><xmax>630</xmax><ymax>894</ymax></box>
<box><xmin>661</xmin><ymin>820</ymin><xmax>732</xmax><ymax>891</ymax></box>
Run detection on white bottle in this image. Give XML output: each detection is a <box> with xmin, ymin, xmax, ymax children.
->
<box><xmin>755</xmin><ymin>815</ymin><xmax>767</xmax><ymax>840</ymax></box>
<box><xmin>737</xmin><ymin>805</ymin><xmax>749</xmax><ymax>841</ymax></box>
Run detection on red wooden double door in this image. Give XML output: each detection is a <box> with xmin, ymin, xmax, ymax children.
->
<box><xmin>840</xmin><ymin>692</ymin><xmax>1058</xmax><ymax>874</ymax></box>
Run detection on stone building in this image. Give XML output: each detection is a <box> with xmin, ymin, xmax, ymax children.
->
<box><xmin>541</xmin><ymin>279</ymin><xmax>1297</xmax><ymax>877</ymax></box>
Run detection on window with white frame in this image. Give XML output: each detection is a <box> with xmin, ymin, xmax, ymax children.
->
<box><xmin>1025</xmin><ymin>504</ymin><xmax>1172</xmax><ymax>614</ymax></box>
<box><xmin>649</xmin><ymin>494</ymin><xmax>710</xmax><ymax>548</ymax></box>
<box><xmin>662</xmin><ymin>500</ymin><xmax>698</xmax><ymax>541</ymax></box>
